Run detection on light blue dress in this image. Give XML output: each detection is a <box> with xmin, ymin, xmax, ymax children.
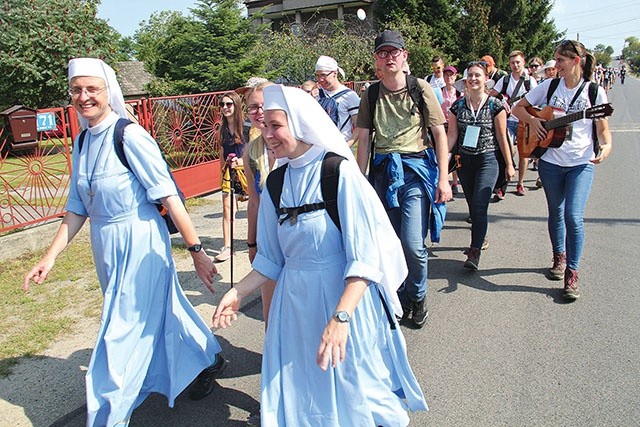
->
<box><xmin>65</xmin><ymin>112</ymin><xmax>221</xmax><ymax>426</ymax></box>
<box><xmin>253</xmin><ymin>147</ymin><xmax>427</xmax><ymax>427</ymax></box>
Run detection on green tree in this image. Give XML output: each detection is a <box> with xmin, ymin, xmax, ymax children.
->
<box><xmin>592</xmin><ymin>44</ymin><xmax>614</xmax><ymax>67</ymax></box>
<box><xmin>115</xmin><ymin>36</ymin><xmax>136</xmax><ymax>62</ymax></box>
<box><xmin>622</xmin><ymin>36</ymin><xmax>640</xmax><ymax>72</ymax></box>
<box><xmin>383</xmin><ymin>16</ymin><xmax>443</xmax><ymax>78</ymax></box>
<box><xmin>0</xmin><ymin>0</ymin><xmax>120</xmax><ymax>109</ymax></box>
<box><xmin>374</xmin><ymin>0</ymin><xmax>563</xmax><ymax>71</ymax></box>
<box><xmin>134</xmin><ymin>0</ymin><xmax>263</xmax><ymax>95</ymax></box>
<box><xmin>374</xmin><ymin>0</ymin><xmax>461</xmax><ymax>54</ymax></box>
<box><xmin>252</xmin><ymin>17</ymin><xmax>377</xmax><ymax>84</ymax></box>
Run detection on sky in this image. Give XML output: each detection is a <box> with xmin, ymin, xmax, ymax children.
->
<box><xmin>97</xmin><ymin>0</ymin><xmax>640</xmax><ymax>55</ymax></box>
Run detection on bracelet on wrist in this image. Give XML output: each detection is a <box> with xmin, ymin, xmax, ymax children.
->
<box><xmin>247</xmin><ymin>242</ymin><xmax>257</xmax><ymax>248</ymax></box>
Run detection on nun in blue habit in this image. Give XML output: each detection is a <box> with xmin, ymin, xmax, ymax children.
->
<box><xmin>24</xmin><ymin>58</ymin><xmax>225</xmax><ymax>426</ymax></box>
<box><xmin>214</xmin><ymin>85</ymin><xmax>428</xmax><ymax>426</ymax></box>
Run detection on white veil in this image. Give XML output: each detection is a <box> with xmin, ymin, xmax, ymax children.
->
<box><xmin>68</xmin><ymin>58</ymin><xmax>128</xmax><ymax>129</ymax></box>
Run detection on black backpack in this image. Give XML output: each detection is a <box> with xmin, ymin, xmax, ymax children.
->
<box><xmin>265</xmin><ymin>150</ymin><xmax>398</xmax><ymax>329</ymax></box>
<box><xmin>266</xmin><ymin>151</ymin><xmax>344</xmax><ymax>232</ymax></box>
<box><xmin>545</xmin><ymin>78</ymin><xmax>600</xmax><ymax>154</ymax></box>
<box><xmin>499</xmin><ymin>74</ymin><xmax>531</xmax><ymax>97</ymax></box>
<box><xmin>78</xmin><ymin>118</ymin><xmax>186</xmax><ymax>234</ymax></box>
<box><xmin>317</xmin><ymin>88</ymin><xmax>352</xmax><ymax>130</ymax></box>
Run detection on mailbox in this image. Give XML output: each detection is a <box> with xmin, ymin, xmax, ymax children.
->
<box><xmin>1</xmin><ymin>105</ymin><xmax>39</xmax><ymax>153</ymax></box>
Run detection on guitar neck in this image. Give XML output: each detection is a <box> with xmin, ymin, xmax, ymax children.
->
<box><xmin>544</xmin><ymin>110</ymin><xmax>585</xmax><ymax>130</ymax></box>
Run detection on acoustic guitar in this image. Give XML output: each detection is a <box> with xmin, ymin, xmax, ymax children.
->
<box><xmin>516</xmin><ymin>103</ymin><xmax>614</xmax><ymax>158</ymax></box>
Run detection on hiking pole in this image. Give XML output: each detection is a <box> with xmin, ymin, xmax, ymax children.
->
<box><xmin>227</xmin><ymin>153</ymin><xmax>236</xmax><ymax>290</ymax></box>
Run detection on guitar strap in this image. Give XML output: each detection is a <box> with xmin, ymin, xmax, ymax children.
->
<box><xmin>567</xmin><ymin>81</ymin><xmax>588</xmax><ymax>111</ymax></box>
<box><xmin>511</xmin><ymin>75</ymin><xmax>526</xmax><ymax>100</ymax></box>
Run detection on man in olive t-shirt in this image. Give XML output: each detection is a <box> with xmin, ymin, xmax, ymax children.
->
<box><xmin>356</xmin><ymin>30</ymin><xmax>451</xmax><ymax>329</ymax></box>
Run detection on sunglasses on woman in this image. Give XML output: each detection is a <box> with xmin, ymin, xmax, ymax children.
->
<box><xmin>219</xmin><ymin>101</ymin><xmax>234</xmax><ymax>108</ymax></box>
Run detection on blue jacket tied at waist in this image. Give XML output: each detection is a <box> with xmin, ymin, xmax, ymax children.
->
<box><xmin>373</xmin><ymin>149</ymin><xmax>447</xmax><ymax>243</ymax></box>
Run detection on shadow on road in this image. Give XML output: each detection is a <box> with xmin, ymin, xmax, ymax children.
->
<box><xmin>429</xmin><ymin>257</ymin><xmax>568</xmax><ymax>304</ymax></box>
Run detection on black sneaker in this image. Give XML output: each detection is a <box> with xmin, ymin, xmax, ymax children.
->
<box><xmin>189</xmin><ymin>354</ymin><xmax>227</xmax><ymax>401</ymax></box>
<box><xmin>412</xmin><ymin>298</ymin><xmax>429</xmax><ymax>328</ymax></box>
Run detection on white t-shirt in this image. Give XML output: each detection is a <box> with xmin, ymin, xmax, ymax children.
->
<box><xmin>426</xmin><ymin>74</ymin><xmax>445</xmax><ymax>90</ymax></box>
<box><xmin>525</xmin><ymin>78</ymin><xmax>608</xmax><ymax>167</ymax></box>
<box><xmin>493</xmin><ymin>73</ymin><xmax>538</xmax><ymax>123</ymax></box>
<box><xmin>325</xmin><ymin>85</ymin><xmax>360</xmax><ymax>141</ymax></box>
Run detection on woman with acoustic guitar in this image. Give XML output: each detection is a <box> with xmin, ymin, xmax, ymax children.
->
<box><xmin>447</xmin><ymin>61</ymin><xmax>515</xmax><ymax>271</ymax></box>
<box><xmin>513</xmin><ymin>40</ymin><xmax>612</xmax><ymax>301</ymax></box>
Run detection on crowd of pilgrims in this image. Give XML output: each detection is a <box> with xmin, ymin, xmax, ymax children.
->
<box><xmin>23</xmin><ymin>31</ymin><xmax>612</xmax><ymax>426</ymax></box>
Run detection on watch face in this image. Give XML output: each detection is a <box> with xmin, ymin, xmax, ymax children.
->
<box><xmin>336</xmin><ymin>311</ymin><xmax>349</xmax><ymax>322</ymax></box>
<box><xmin>189</xmin><ymin>244</ymin><xmax>202</xmax><ymax>252</ymax></box>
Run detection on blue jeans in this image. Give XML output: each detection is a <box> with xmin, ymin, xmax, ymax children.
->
<box><xmin>457</xmin><ymin>151</ymin><xmax>499</xmax><ymax>249</ymax></box>
<box><xmin>507</xmin><ymin>120</ymin><xmax>518</xmax><ymax>144</ymax></box>
<box><xmin>538</xmin><ymin>159</ymin><xmax>594</xmax><ymax>270</ymax></box>
<box><xmin>373</xmin><ymin>167</ymin><xmax>429</xmax><ymax>304</ymax></box>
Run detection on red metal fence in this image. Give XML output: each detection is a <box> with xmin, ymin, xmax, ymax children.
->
<box><xmin>1</xmin><ymin>91</ymin><xmax>229</xmax><ymax>234</ymax></box>
<box><xmin>0</xmin><ymin>82</ymin><xmax>370</xmax><ymax>235</ymax></box>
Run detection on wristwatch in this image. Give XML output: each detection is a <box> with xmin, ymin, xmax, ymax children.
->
<box><xmin>333</xmin><ymin>311</ymin><xmax>350</xmax><ymax>323</ymax></box>
<box><xmin>187</xmin><ymin>244</ymin><xmax>202</xmax><ymax>253</ymax></box>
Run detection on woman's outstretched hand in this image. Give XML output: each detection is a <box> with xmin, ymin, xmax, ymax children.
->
<box><xmin>213</xmin><ymin>288</ymin><xmax>242</xmax><ymax>329</ymax></box>
<box><xmin>23</xmin><ymin>257</ymin><xmax>55</xmax><ymax>291</ymax></box>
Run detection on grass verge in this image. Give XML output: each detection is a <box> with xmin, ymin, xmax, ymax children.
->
<box><xmin>0</xmin><ymin>235</ymin><xmax>101</xmax><ymax>377</ymax></box>
<box><xmin>0</xmin><ymin>195</ymin><xmax>210</xmax><ymax>376</ymax></box>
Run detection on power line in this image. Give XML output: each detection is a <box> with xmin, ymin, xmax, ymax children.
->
<box><xmin>553</xmin><ymin>0</ymin><xmax>638</xmax><ymax>22</ymax></box>
<box><xmin>564</xmin><ymin>16</ymin><xmax>640</xmax><ymax>33</ymax></box>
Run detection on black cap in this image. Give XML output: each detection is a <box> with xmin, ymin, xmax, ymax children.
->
<box><xmin>374</xmin><ymin>30</ymin><xmax>405</xmax><ymax>52</ymax></box>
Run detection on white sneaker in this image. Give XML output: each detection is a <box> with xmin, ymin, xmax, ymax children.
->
<box><xmin>214</xmin><ymin>246</ymin><xmax>231</xmax><ymax>262</ymax></box>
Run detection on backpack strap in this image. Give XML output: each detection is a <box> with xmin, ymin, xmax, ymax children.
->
<box><xmin>320</xmin><ymin>152</ymin><xmax>345</xmax><ymax>232</ymax></box>
<box><xmin>588</xmin><ymin>81</ymin><xmax>600</xmax><ymax>154</ymax></box>
<box><xmin>524</xmin><ymin>77</ymin><xmax>531</xmax><ymax>92</ymax></box>
<box><xmin>332</xmin><ymin>89</ymin><xmax>353</xmax><ymax>132</ymax></box>
<box><xmin>77</xmin><ymin>129</ymin><xmax>88</xmax><ymax>153</ymax></box>
<box><xmin>367</xmin><ymin>81</ymin><xmax>381</xmax><ymax>132</ymax></box>
<box><xmin>266</xmin><ymin>162</ymin><xmax>288</xmax><ymax>215</ymax></box>
<box><xmin>367</xmin><ymin>77</ymin><xmax>423</xmax><ymax>128</ymax></box>
<box><xmin>546</xmin><ymin>78</ymin><xmax>561</xmax><ymax>105</ymax></box>
<box><xmin>265</xmin><ymin>152</ymin><xmax>345</xmax><ymax>231</ymax></box>
<box><xmin>113</xmin><ymin>118</ymin><xmax>134</xmax><ymax>171</ymax></box>
<box><xmin>77</xmin><ymin>118</ymin><xmax>132</xmax><ymax>161</ymax></box>
<box><xmin>588</xmin><ymin>81</ymin><xmax>598</xmax><ymax>106</ymax></box>
<box><xmin>500</xmin><ymin>75</ymin><xmax>509</xmax><ymax>97</ymax></box>
<box><xmin>332</xmin><ymin>89</ymin><xmax>351</xmax><ymax>99</ymax></box>
<box><xmin>406</xmin><ymin>74</ymin><xmax>425</xmax><ymax>118</ymax></box>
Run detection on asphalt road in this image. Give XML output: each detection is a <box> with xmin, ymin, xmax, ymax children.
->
<box><xmin>1</xmin><ymin>75</ymin><xmax>638</xmax><ymax>426</ymax></box>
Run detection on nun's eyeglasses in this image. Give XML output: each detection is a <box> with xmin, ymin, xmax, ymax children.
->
<box><xmin>68</xmin><ymin>86</ymin><xmax>106</xmax><ymax>97</ymax></box>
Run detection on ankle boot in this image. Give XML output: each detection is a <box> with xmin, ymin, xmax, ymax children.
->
<box><xmin>464</xmin><ymin>247</ymin><xmax>481</xmax><ymax>271</ymax></box>
<box><xmin>546</xmin><ymin>252</ymin><xmax>566</xmax><ymax>281</ymax></box>
<box><xmin>563</xmin><ymin>268</ymin><xmax>580</xmax><ymax>301</ymax></box>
